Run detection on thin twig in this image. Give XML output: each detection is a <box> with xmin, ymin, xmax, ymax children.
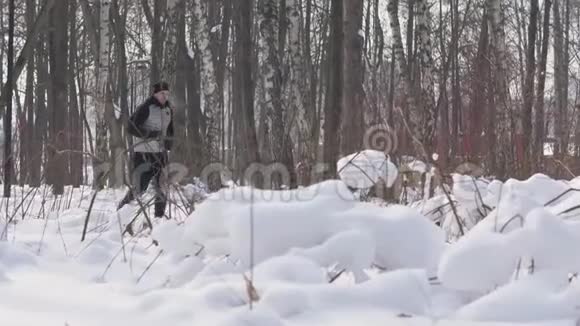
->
<box><xmin>116</xmin><ymin>211</ymin><xmax>127</xmax><ymax>262</ymax></box>
<box><xmin>544</xmin><ymin>188</ymin><xmax>580</xmax><ymax>207</ymax></box>
<box><xmin>329</xmin><ymin>268</ymin><xmax>346</xmax><ymax>283</ymax></box>
<box><xmin>81</xmin><ymin>188</ymin><xmax>100</xmax><ymax>242</ymax></box>
<box><xmin>136</xmin><ymin>249</ymin><xmax>164</xmax><ymax>283</ymax></box>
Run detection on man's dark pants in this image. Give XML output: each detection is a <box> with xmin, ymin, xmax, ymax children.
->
<box><xmin>118</xmin><ymin>152</ymin><xmax>168</xmax><ymax>217</ymax></box>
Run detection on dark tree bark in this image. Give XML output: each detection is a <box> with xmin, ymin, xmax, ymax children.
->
<box><xmin>69</xmin><ymin>0</ymin><xmax>82</xmax><ymax>187</ymax></box>
<box><xmin>520</xmin><ymin>0</ymin><xmax>538</xmax><ymax>176</ymax></box>
<box><xmin>233</xmin><ymin>0</ymin><xmax>260</xmax><ymax>182</ymax></box>
<box><xmin>4</xmin><ymin>0</ymin><xmax>15</xmax><ymax>197</ymax></box>
<box><xmin>171</xmin><ymin>0</ymin><xmax>188</xmax><ymax>168</ymax></box>
<box><xmin>340</xmin><ymin>0</ymin><xmax>364</xmax><ymax>155</ymax></box>
<box><xmin>22</xmin><ymin>0</ymin><xmax>36</xmax><ymax>186</ymax></box>
<box><xmin>323</xmin><ymin>0</ymin><xmax>343</xmax><ymax>179</ymax></box>
<box><xmin>535</xmin><ymin>0</ymin><xmax>551</xmax><ymax>168</ymax></box>
<box><xmin>31</xmin><ymin>31</ymin><xmax>47</xmax><ymax>187</ymax></box>
<box><xmin>150</xmin><ymin>0</ymin><xmax>164</xmax><ymax>86</ymax></box>
<box><xmin>469</xmin><ymin>10</ymin><xmax>490</xmax><ymax>163</ymax></box>
<box><xmin>48</xmin><ymin>0</ymin><xmax>68</xmax><ymax>195</ymax></box>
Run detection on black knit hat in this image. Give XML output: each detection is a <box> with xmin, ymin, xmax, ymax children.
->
<box><xmin>152</xmin><ymin>81</ymin><xmax>169</xmax><ymax>94</ymax></box>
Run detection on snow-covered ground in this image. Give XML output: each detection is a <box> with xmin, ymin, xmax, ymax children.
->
<box><xmin>2</xmin><ymin>165</ymin><xmax>580</xmax><ymax>325</ymax></box>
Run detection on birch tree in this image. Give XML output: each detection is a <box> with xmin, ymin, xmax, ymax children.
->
<box><xmin>416</xmin><ymin>0</ymin><xmax>437</xmax><ymax>156</ymax></box>
<box><xmin>535</xmin><ymin>0</ymin><xmax>551</xmax><ymax>166</ymax></box>
<box><xmin>193</xmin><ymin>0</ymin><xmax>220</xmax><ymax>188</ymax></box>
<box><xmin>94</xmin><ymin>0</ymin><xmax>111</xmax><ymax>189</ymax></box>
<box><xmin>286</xmin><ymin>0</ymin><xmax>310</xmax><ymax>165</ymax></box>
<box><xmin>259</xmin><ymin>0</ymin><xmax>294</xmax><ymax>187</ymax></box>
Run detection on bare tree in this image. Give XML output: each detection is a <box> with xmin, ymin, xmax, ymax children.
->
<box><xmin>323</xmin><ymin>0</ymin><xmax>343</xmax><ymax>179</ymax></box>
<box><xmin>521</xmin><ymin>0</ymin><xmax>539</xmax><ymax>176</ymax></box>
<box><xmin>93</xmin><ymin>0</ymin><xmax>112</xmax><ymax>189</ymax></box>
<box><xmin>535</xmin><ymin>0</ymin><xmax>552</xmax><ymax>168</ymax></box>
<box><xmin>3</xmin><ymin>0</ymin><xmax>15</xmax><ymax>197</ymax></box>
<box><xmin>47</xmin><ymin>0</ymin><xmax>69</xmax><ymax>195</ymax></box>
<box><xmin>553</xmin><ymin>0</ymin><xmax>570</xmax><ymax>163</ymax></box>
<box><xmin>233</xmin><ymin>0</ymin><xmax>260</xmax><ymax>183</ymax></box>
<box><xmin>340</xmin><ymin>0</ymin><xmax>364</xmax><ymax>155</ymax></box>
<box><xmin>193</xmin><ymin>0</ymin><xmax>220</xmax><ymax>176</ymax></box>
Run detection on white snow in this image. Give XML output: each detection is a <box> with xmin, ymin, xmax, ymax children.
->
<box><xmin>337</xmin><ymin>150</ymin><xmax>398</xmax><ymax>188</ymax></box>
<box><xmin>2</xmin><ymin>173</ymin><xmax>580</xmax><ymax>325</ymax></box>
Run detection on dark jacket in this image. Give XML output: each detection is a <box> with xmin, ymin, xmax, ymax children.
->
<box><xmin>128</xmin><ymin>96</ymin><xmax>174</xmax><ymax>152</ymax></box>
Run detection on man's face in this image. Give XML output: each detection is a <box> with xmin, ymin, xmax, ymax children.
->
<box><xmin>154</xmin><ymin>90</ymin><xmax>170</xmax><ymax>105</ymax></box>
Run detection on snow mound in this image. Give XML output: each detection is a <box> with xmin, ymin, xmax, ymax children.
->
<box><xmin>337</xmin><ymin>150</ymin><xmax>398</xmax><ymax>189</ymax></box>
<box><xmin>259</xmin><ymin>269</ymin><xmax>432</xmax><ymax>318</ymax></box>
<box><xmin>253</xmin><ymin>255</ymin><xmax>326</xmax><ymax>285</ymax></box>
<box><xmin>196</xmin><ymin>258</ymin><xmax>242</xmax><ymax>279</ymax></box>
<box><xmin>0</xmin><ymin>242</ymin><xmax>38</xmax><ymax>268</ymax></box>
<box><xmin>524</xmin><ymin>208</ymin><xmax>580</xmax><ymax>272</ymax></box>
<box><xmin>287</xmin><ymin>229</ymin><xmax>375</xmax><ymax>283</ymax></box>
<box><xmin>182</xmin><ymin>180</ymin><xmax>356</xmax><ymax>263</ymax></box>
<box><xmin>179</xmin><ymin>180</ymin><xmax>444</xmax><ymax>275</ymax></box>
<box><xmin>217</xmin><ymin>308</ymin><xmax>285</xmax><ymax>326</ymax></box>
<box><xmin>167</xmin><ymin>256</ymin><xmax>205</xmax><ymax>287</ymax></box>
<box><xmin>438</xmin><ymin>229</ymin><xmax>528</xmax><ymax>292</ymax></box>
<box><xmin>439</xmin><ymin>205</ymin><xmax>580</xmax><ymax>292</ymax></box>
<box><xmin>421</xmin><ymin>173</ymin><xmax>577</xmax><ymax>239</ymax></box>
<box><xmin>0</xmin><ymin>263</ymin><xmax>8</xmax><ymax>282</ymax></box>
<box><xmin>455</xmin><ymin>273</ymin><xmax>580</xmax><ymax>322</ymax></box>
<box><xmin>151</xmin><ymin>220</ymin><xmax>188</xmax><ymax>257</ymax></box>
<box><xmin>338</xmin><ymin>203</ymin><xmax>445</xmax><ymax>274</ymax></box>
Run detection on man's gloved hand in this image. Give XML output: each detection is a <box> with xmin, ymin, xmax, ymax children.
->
<box><xmin>147</xmin><ymin>130</ymin><xmax>161</xmax><ymax>139</ymax></box>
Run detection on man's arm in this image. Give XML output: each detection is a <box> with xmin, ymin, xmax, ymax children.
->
<box><xmin>127</xmin><ymin>101</ymin><xmax>160</xmax><ymax>138</ymax></box>
<box><xmin>164</xmin><ymin>110</ymin><xmax>175</xmax><ymax>150</ymax></box>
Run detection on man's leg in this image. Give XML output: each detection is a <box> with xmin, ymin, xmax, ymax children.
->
<box><xmin>117</xmin><ymin>152</ymin><xmax>154</xmax><ymax>210</ymax></box>
<box><xmin>152</xmin><ymin>152</ymin><xmax>168</xmax><ymax>218</ymax></box>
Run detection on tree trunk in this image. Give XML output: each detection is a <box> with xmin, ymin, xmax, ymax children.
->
<box><xmin>94</xmin><ymin>0</ymin><xmax>111</xmax><ymax>189</ymax></box>
<box><xmin>259</xmin><ymin>0</ymin><xmax>294</xmax><ymax>188</ymax></box>
<box><xmin>233</xmin><ymin>0</ymin><xmax>260</xmax><ymax>184</ymax></box>
<box><xmin>535</xmin><ymin>0</ymin><xmax>551</xmax><ymax>168</ymax></box>
<box><xmin>340</xmin><ymin>0</ymin><xmax>364</xmax><ymax>155</ymax></box>
<box><xmin>217</xmin><ymin>0</ymin><xmax>232</xmax><ymax>161</ymax></box>
<box><xmin>450</xmin><ymin>0</ymin><xmax>461</xmax><ymax>161</ymax></box>
<box><xmin>22</xmin><ymin>0</ymin><xmax>36</xmax><ymax>186</ymax></box>
<box><xmin>109</xmin><ymin>0</ymin><xmax>132</xmax><ymax>188</ymax></box>
<box><xmin>169</xmin><ymin>0</ymin><xmax>187</xmax><ymax>168</ymax></box>
<box><xmin>4</xmin><ymin>0</ymin><xmax>15</xmax><ymax>197</ymax></box>
<box><xmin>193</xmin><ymin>0</ymin><xmax>221</xmax><ymax>189</ymax></box>
<box><xmin>487</xmin><ymin>0</ymin><xmax>508</xmax><ymax>175</ymax></box>
<box><xmin>69</xmin><ymin>0</ymin><xmax>82</xmax><ymax>187</ymax></box>
<box><xmin>162</xmin><ymin>0</ymin><xmax>180</xmax><ymax>85</ymax></box>
<box><xmin>150</xmin><ymin>0</ymin><xmax>164</xmax><ymax>85</ymax></box>
<box><xmin>521</xmin><ymin>0</ymin><xmax>538</xmax><ymax>176</ymax></box>
<box><xmin>48</xmin><ymin>0</ymin><xmax>68</xmax><ymax>195</ymax></box>
<box><xmin>416</xmin><ymin>0</ymin><xmax>437</xmax><ymax>157</ymax></box>
<box><xmin>31</xmin><ymin>31</ymin><xmax>47</xmax><ymax>187</ymax></box>
<box><xmin>186</xmin><ymin>13</ymin><xmax>203</xmax><ymax>176</ymax></box>
<box><xmin>470</xmin><ymin>10</ymin><xmax>489</xmax><ymax>164</ymax></box>
<box><xmin>0</xmin><ymin>0</ymin><xmax>56</xmax><ymax>117</ymax></box>
<box><xmin>323</xmin><ymin>0</ymin><xmax>343</xmax><ymax>179</ymax></box>
<box><xmin>388</xmin><ymin>0</ymin><xmax>425</xmax><ymax>160</ymax></box>
<box><xmin>287</xmin><ymin>0</ymin><xmax>311</xmax><ymax>172</ymax></box>
<box><xmin>553</xmin><ymin>0</ymin><xmax>568</xmax><ymax>160</ymax></box>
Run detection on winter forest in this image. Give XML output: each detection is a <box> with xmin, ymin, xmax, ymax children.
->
<box><xmin>3</xmin><ymin>0</ymin><xmax>580</xmax><ymax>194</ymax></box>
<box><xmin>3</xmin><ymin>0</ymin><xmax>580</xmax><ymax>325</ymax></box>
